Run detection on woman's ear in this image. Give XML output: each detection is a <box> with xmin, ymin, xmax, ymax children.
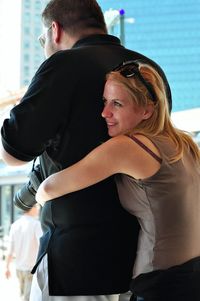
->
<box><xmin>143</xmin><ymin>103</ymin><xmax>154</xmax><ymax>120</ymax></box>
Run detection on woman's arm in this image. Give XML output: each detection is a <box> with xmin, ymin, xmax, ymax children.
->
<box><xmin>36</xmin><ymin>134</ymin><xmax>161</xmax><ymax>205</ymax></box>
<box><xmin>36</xmin><ymin>135</ymin><xmax>129</xmax><ymax>205</ymax></box>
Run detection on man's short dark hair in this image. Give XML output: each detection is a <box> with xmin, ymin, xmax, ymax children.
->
<box><xmin>42</xmin><ymin>0</ymin><xmax>107</xmax><ymax>36</ymax></box>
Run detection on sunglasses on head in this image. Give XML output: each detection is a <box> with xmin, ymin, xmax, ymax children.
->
<box><xmin>113</xmin><ymin>60</ymin><xmax>157</xmax><ymax>103</ymax></box>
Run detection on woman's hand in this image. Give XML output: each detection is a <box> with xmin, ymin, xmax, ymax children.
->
<box><xmin>36</xmin><ymin>180</ymin><xmax>52</xmax><ymax>206</ymax></box>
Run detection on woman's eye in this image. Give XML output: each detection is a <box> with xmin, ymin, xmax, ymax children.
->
<box><xmin>102</xmin><ymin>97</ymin><xmax>107</xmax><ymax>106</ymax></box>
<box><xmin>114</xmin><ymin>100</ymin><xmax>122</xmax><ymax>107</ymax></box>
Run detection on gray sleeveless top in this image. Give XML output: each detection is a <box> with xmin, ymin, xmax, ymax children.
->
<box><xmin>115</xmin><ymin>136</ymin><xmax>200</xmax><ymax>278</ymax></box>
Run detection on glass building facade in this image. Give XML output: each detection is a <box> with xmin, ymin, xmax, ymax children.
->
<box><xmin>99</xmin><ymin>0</ymin><xmax>200</xmax><ymax>112</ymax></box>
<box><xmin>20</xmin><ymin>0</ymin><xmax>48</xmax><ymax>86</ymax></box>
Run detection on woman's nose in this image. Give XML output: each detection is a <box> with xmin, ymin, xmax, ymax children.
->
<box><xmin>101</xmin><ymin>105</ymin><xmax>112</xmax><ymax>118</ymax></box>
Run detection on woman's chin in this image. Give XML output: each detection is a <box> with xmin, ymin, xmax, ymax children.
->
<box><xmin>108</xmin><ymin>130</ymin><xmax>120</xmax><ymax>137</ymax></box>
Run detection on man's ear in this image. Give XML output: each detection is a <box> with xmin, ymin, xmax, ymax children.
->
<box><xmin>52</xmin><ymin>21</ymin><xmax>62</xmax><ymax>44</ymax></box>
<box><xmin>143</xmin><ymin>103</ymin><xmax>154</xmax><ymax>120</ymax></box>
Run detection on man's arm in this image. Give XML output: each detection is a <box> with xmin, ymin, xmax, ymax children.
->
<box><xmin>1</xmin><ymin>53</ymin><xmax>73</xmax><ymax>167</ymax></box>
<box><xmin>5</xmin><ymin>226</ymin><xmax>15</xmax><ymax>279</ymax></box>
<box><xmin>0</xmin><ymin>142</ymin><xmax>28</xmax><ymax>166</ymax></box>
<box><xmin>5</xmin><ymin>254</ymin><xmax>13</xmax><ymax>279</ymax></box>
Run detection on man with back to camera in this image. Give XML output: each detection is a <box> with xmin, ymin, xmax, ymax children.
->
<box><xmin>0</xmin><ymin>1</ymin><xmax>172</xmax><ymax>300</ymax></box>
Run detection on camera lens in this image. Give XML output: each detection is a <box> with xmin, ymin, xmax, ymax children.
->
<box><xmin>13</xmin><ymin>182</ymin><xmax>37</xmax><ymax>211</ymax></box>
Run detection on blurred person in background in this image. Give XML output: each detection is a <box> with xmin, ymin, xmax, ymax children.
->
<box><xmin>5</xmin><ymin>204</ymin><xmax>42</xmax><ymax>301</ymax></box>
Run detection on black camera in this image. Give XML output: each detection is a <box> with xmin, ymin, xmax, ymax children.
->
<box><xmin>13</xmin><ymin>164</ymin><xmax>43</xmax><ymax>211</ymax></box>
<box><xmin>13</xmin><ymin>152</ymin><xmax>60</xmax><ymax>211</ymax></box>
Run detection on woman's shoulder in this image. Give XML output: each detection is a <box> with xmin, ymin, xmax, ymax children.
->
<box><xmin>105</xmin><ymin>134</ymin><xmax>160</xmax><ymax>155</ymax></box>
<box><xmin>126</xmin><ymin>134</ymin><xmax>161</xmax><ymax>158</ymax></box>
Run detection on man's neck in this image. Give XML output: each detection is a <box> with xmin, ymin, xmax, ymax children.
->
<box><xmin>63</xmin><ymin>29</ymin><xmax>106</xmax><ymax>49</ymax></box>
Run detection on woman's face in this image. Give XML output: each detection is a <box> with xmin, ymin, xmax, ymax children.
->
<box><xmin>102</xmin><ymin>80</ymin><xmax>147</xmax><ymax>137</ymax></box>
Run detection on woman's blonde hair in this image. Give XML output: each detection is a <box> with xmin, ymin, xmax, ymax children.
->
<box><xmin>107</xmin><ymin>61</ymin><xmax>200</xmax><ymax>164</ymax></box>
